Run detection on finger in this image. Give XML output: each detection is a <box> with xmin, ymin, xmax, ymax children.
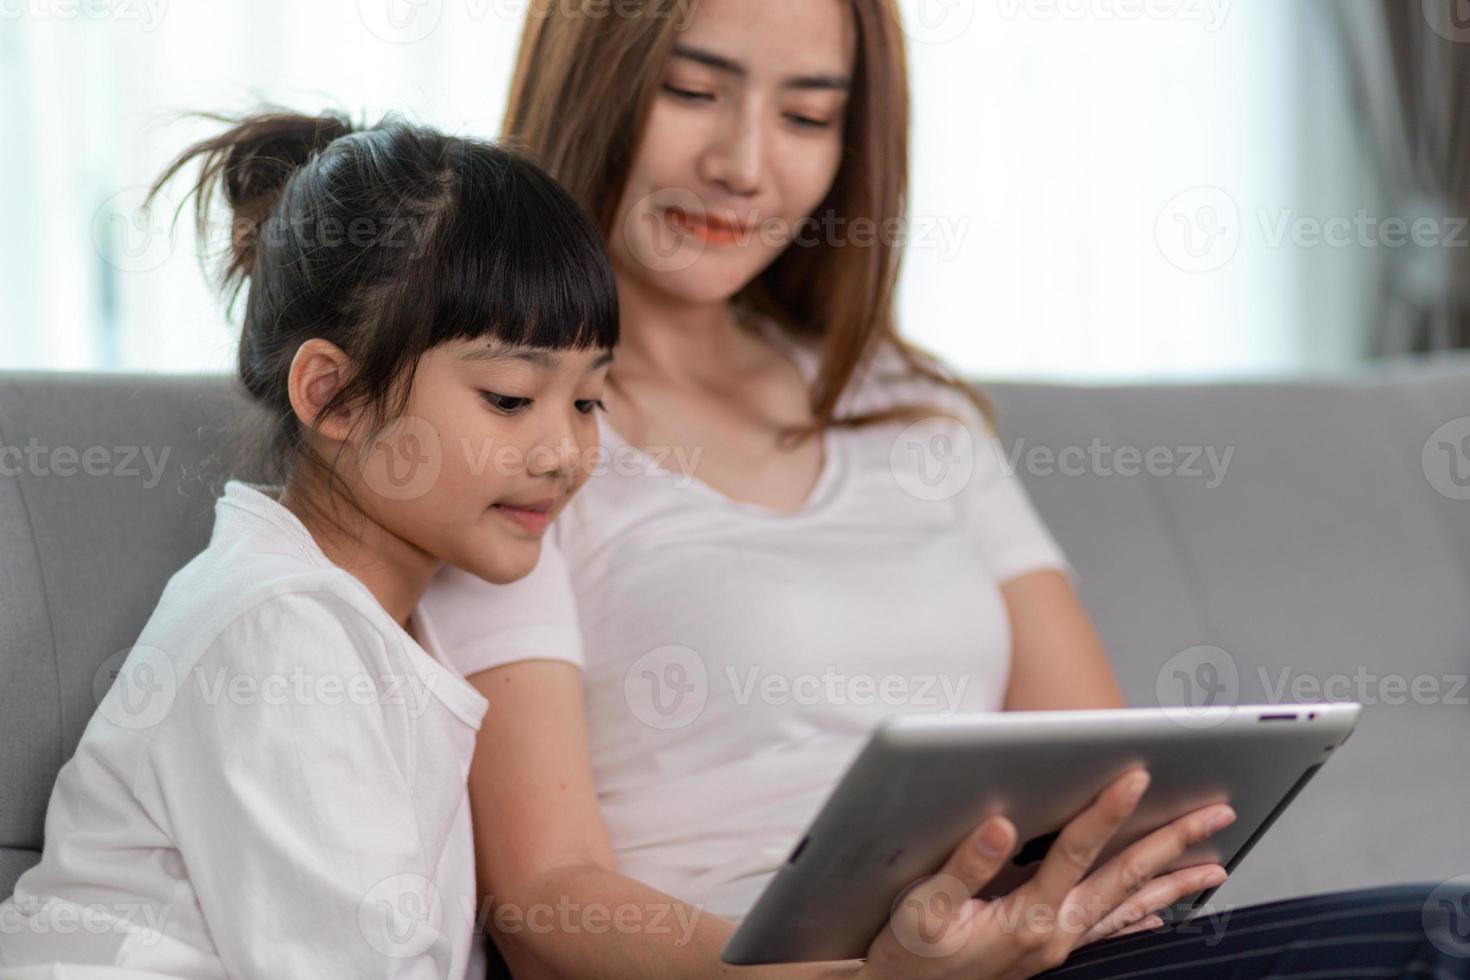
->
<box><xmin>933</xmin><ymin>815</ymin><xmax>1017</xmax><ymax>898</ymax></box>
<box><xmin>1110</xmin><ymin>914</ymin><xmax>1164</xmax><ymax>938</ymax></box>
<box><xmin>1071</xmin><ymin>801</ymin><xmax>1235</xmax><ymax>935</ymax></box>
<box><xmin>1077</xmin><ymin>902</ymin><xmax>1160</xmax><ymax>947</ymax></box>
<box><xmin>1022</xmin><ymin>768</ymin><xmax>1150</xmax><ymax>911</ymax></box>
<box><xmin>1079</xmin><ymin>863</ymin><xmax>1227</xmax><ymax>945</ymax></box>
<box><xmin>880</xmin><ymin>817</ymin><xmax>1017</xmax><ymax>960</ymax></box>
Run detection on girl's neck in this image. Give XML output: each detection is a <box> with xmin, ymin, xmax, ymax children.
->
<box><xmin>276</xmin><ymin>475</ymin><xmax>440</xmax><ymax>634</ymax></box>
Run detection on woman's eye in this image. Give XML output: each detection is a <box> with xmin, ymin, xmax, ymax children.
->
<box><xmin>480</xmin><ymin>392</ymin><xmax>531</xmax><ymax>414</ymax></box>
<box><xmin>575</xmin><ymin>399</ymin><xmax>608</xmax><ymax>416</ymax></box>
<box><xmin>663</xmin><ymin>84</ymin><xmax>714</xmax><ymax>103</ymax></box>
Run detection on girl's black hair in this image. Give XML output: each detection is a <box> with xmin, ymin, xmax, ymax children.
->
<box><xmin>148</xmin><ymin>108</ymin><xmax>619</xmax><ymax>504</ymax></box>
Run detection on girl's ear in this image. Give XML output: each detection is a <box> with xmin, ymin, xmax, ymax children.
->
<box><xmin>286</xmin><ymin>338</ymin><xmax>358</xmax><ymax>444</ymax></box>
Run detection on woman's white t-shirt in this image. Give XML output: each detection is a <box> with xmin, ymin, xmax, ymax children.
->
<box><xmin>420</xmin><ymin>323</ymin><xmax>1076</xmax><ymax>920</ymax></box>
<box><xmin>0</xmin><ymin>482</ymin><xmax>490</xmax><ymax>979</ymax></box>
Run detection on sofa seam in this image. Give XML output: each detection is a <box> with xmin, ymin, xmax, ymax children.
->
<box><xmin>0</xmin><ymin>378</ymin><xmax>68</xmax><ymax>814</ymax></box>
<box><xmin>1096</xmin><ymin>390</ymin><xmax>1223</xmax><ymax>647</ymax></box>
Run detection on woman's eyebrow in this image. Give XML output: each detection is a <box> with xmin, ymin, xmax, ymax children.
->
<box><xmin>671</xmin><ymin>43</ymin><xmax>851</xmax><ymax>92</ymax></box>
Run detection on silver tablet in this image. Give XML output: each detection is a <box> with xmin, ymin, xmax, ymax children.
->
<box><xmin>721</xmin><ymin>702</ymin><xmax>1361</xmax><ymax>965</ymax></box>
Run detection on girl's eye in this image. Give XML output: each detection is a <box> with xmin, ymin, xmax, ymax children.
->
<box><xmin>575</xmin><ymin>399</ymin><xmax>608</xmax><ymax>416</ymax></box>
<box><xmin>663</xmin><ymin>84</ymin><xmax>714</xmax><ymax>103</ymax></box>
<box><xmin>480</xmin><ymin>392</ymin><xmax>531</xmax><ymax>415</ymax></box>
<box><xmin>786</xmin><ymin>113</ymin><xmax>834</xmax><ymax>130</ymax></box>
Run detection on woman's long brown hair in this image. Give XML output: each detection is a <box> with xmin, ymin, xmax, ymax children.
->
<box><xmin>501</xmin><ymin>0</ymin><xmax>995</xmax><ymax>439</ymax></box>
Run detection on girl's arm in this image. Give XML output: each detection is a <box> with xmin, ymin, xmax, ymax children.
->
<box><xmin>999</xmin><ymin>568</ymin><xmax>1127</xmax><ymax>711</ymax></box>
<box><xmin>137</xmin><ymin>591</ymin><xmax>460</xmax><ymax>979</ymax></box>
<box><xmin>465</xmin><ymin>659</ymin><xmax>862</xmax><ymax>980</ymax></box>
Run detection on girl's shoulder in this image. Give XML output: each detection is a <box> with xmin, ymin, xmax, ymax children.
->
<box><xmin>134</xmin><ymin>483</ymin><xmax>408</xmax><ymax>681</ymax></box>
<box><xmin>145</xmin><ymin>562</ymin><xmax>398</xmax><ymax>683</ymax></box>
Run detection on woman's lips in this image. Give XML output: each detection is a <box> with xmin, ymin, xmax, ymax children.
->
<box><xmin>666</xmin><ymin>207</ymin><xmax>750</xmax><ymax>245</ymax></box>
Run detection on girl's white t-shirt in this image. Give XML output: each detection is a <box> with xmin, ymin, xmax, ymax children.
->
<box><xmin>0</xmin><ymin>482</ymin><xmax>490</xmax><ymax>979</ymax></box>
<box><xmin>420</xmin><ymin>322</ymin><xmax>1076</xmax><ymax>921</ymax></box>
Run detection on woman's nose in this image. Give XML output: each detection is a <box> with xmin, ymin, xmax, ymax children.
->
<box><xmin>703</xmin><ymin>108</ymin><xmax>764</xmax><ymax>197</ymax></box>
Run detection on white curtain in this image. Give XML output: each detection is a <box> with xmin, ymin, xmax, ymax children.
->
<box><xmin>3</xmin><ymin>0</ymin><xmax>1366</xmax><ymax>380</ymax></box>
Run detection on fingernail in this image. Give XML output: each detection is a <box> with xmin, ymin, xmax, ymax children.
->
<box><xmin>1206</xmin><ymin>807</ymin><xmax>1236</xmax><ymax>833</ymax></box>
<box><xmin>978</xmin><ymin>822</ymin><xmax>1008</xmax><ymax>857</ymax></box>
<box><xmin>1204</xmin><ymin>868</ymin><xmax>1228</xmax><ymax>888</ymax></box>
<box><xmin>1122</xmin><ymin>771</ymin><xmax>1150</xmax><ymax>803</ymax></box>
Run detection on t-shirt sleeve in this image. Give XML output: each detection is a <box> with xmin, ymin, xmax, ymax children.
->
<box><xmin>417</xmin><ymin>534</ymin><xmax>584</xmax><ymax>677</ymax></box>
<box><xmin>961</xmin><ymin>427</ymin><xmax>1080</xmax><ymax>587</ymax></box>
<box><xmin>134</xmin><ymin>591</ymin><xmax>457</xmax><ymax>979</ymax></box>
<box><xmin>878</xmin><ymin>360</ymin><xmax>1079</xmax><ymax>588</ymax></box>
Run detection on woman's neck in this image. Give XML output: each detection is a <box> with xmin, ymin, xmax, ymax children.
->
<box><xmin>276</xmin><ymin>474</ymin><xmax>440</xmax><ymax>634</ymax></box>
<box><xmin>610</xmin><ymin>267</ymin><xmax>760</xmax><ymax>383</ymax></box>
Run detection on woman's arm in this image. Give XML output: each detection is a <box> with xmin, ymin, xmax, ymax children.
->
<box><xmin>999</xmin><ymin>568</ymin><xmax>1127</xmax><ymax>711</ymax></box>
<box><xmin>464</xmin><ymin>659</ymin><xmax>862</xmax><ymax>980</ymax></box>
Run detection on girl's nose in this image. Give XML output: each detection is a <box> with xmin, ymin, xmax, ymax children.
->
<box><xmin>526</xmin><ymin>420</ymin><xmax>587</xmax><ymax>481</ymax></box>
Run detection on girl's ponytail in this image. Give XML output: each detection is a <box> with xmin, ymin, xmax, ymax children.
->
<box><xmin>148</xmin><ymin>110</ymin><xmax>353</xmax><ymax>293</ymax></box>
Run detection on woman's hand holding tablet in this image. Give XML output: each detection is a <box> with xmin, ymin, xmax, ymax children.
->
<box><xmin>853</xmin><ymin>767</ymin><xmax>1234</xmax><ymax>980</ymax></box>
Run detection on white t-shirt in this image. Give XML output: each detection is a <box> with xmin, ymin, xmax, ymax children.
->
<box><xmin>0</xmin><ymin>482</ymin><xmax>490</xmax><ymax>979</ymax></box>
<box><xmin>420</xmin><ymin>321</ymin><xmax>1075</xmax><ymax>920</ymax></box>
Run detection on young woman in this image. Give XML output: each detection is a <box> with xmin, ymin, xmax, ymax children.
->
<box><xmin>418</xmin><ymin>0</ymin><xmax>1470</xmax><ymax>978</ymax></box>
<box><xmin>0</xmin><ymin>111</ymin><xmax>618</xmax><ymax>978</ymax></box>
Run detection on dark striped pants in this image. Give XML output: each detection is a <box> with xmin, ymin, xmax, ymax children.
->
<box><xmin>1036</xmin><ymin>881</ymin><xmax>1470</xmax><ymax>978</ymax></box>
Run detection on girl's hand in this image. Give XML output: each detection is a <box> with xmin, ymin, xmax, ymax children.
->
<box><xmin>854</xmin><ymin>767</ymin><xmax>1235</xmax><ymax>980</ymax></box>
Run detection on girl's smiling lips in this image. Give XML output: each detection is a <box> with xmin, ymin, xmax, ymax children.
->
<box><xmin>666</xmin><ymin>206</ymin><xmax>754</xmax><ymax>245</ymax></box>
<box><xmin>490</xmin><ymin>497</ymin><xmax>559</xmax><ymax>534</ymax></box>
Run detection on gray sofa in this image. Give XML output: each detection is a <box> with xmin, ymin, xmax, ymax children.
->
<box><xmin>2</xmin><ymin>359</ymin><xmax>1468</xmax><ymax>917</ymax></box>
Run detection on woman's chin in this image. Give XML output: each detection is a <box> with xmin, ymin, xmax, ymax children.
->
<box><xmin>635</xmin><ymin>252</ymin><xmax>768</xmax><ymax>307</ymax></box>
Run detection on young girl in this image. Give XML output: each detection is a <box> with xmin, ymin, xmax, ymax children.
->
<box><xmin>0</xmin><ymin>110</ymin><xmax>617</xmax><ymax>977</ymax></box>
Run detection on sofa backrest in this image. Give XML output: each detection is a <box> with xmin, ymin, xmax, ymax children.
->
<box><xmin>0</xmin><ymin>372</ymin><xmax>269</xmax><ymax>896</ymax></box>
<box><xmin>1</xmin><ymin>361</ymin><xmax>1467</xmax><ymax>908</ymax></box>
